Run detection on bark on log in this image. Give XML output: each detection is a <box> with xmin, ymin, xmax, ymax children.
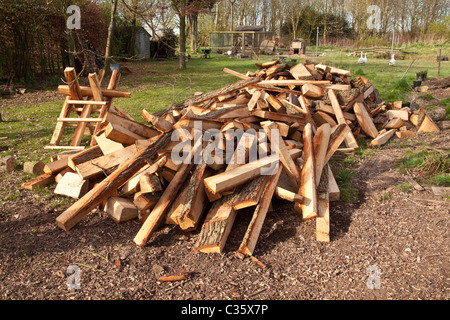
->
<box><xmin>55</xmin><ymin>132</ymin><xmax>171</xmax><ymax>231</ymax></box>
<box><xmin>0</xmin><ymin>157</ymin><xmax>16</xmax><ymax>173</ymax></box>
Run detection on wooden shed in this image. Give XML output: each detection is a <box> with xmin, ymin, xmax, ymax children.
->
<box><xmin>209</xmin><ymin>26</ymin><xmax>273</xmax><ymax>54</ymax></box>
<box><xmin>135</xmin><ymin>27</ymin><xmax>151</xmax><ymax>59</ymax></box>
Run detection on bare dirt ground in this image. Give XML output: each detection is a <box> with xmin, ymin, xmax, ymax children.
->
<box><xmin>0</xmin><ymin>127</ymin><xmax>448</xmax><ymax>302</ymax></box>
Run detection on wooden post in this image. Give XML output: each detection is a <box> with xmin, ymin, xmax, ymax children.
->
<box><xmin>438</xmin><ymin>49</ymin><xmax>441</xmax><ymax>77</ymax></box>
<box><xmin>294</xmin><ymin>123</ymin><xmax>318</xmax><ymax>220</ymax></box>
<box><xmin>90</xmin><ymin>69</ymin><xmax>121</xmax><ymax>146</ymax></box>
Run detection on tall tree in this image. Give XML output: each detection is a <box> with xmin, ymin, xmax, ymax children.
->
<box><xmin>172</xmin><ymin>0</ymin><xmax>188</xmax><ymax>69</ymax></box>
<box><xmin>104</xmin><ymin>0</ymin><xmax>119</xmax><ymax>75</ymax></box>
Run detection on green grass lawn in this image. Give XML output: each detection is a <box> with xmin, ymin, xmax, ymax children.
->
<box><xmin>0</xmin><ymin>43</ymin><xmax>449</xmax><ymax>166</ymax></box>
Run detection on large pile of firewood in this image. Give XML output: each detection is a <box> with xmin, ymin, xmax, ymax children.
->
<box><xmin>22</xmin><ymin>60</ymin><xmax>440</xmax><ymax>256</ymax></box>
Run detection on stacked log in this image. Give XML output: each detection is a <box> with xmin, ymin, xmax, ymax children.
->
<box><xmin>20</xmin><ymin>60</ymin><xmax>440</xmax><ymax>257</ymax></box>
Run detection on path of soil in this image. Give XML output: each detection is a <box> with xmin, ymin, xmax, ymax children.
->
<box><xmin>0</xmin><ymin>127</ymin><xmax>448</xmax><ymax>301</ymax></box>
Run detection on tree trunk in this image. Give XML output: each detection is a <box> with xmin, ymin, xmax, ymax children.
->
<box><xmin>189</xmin><ymin>14</ymin><xmax>198</xmax><ymax>53</ymax></box>
<box><xmin>230</xmin><ymin>1</ymin><xmax>235</xmax><ymax>31</ymax></box>
<box><xmin>104</xmin><ymin>0</ymin><xmax>118</xmax><ymax>75</ymax></box>
<box><xmin>179</xmin><ymin>13</ymin><xmax>186</xmax><ymax>69</ymax></box>
<box><xmin>128</xmin><ymin>0</ymin><xmax>138</xmax><ymax>57</ymax></box>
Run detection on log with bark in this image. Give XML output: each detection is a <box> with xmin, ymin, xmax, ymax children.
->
<box><xmin>18</xmin><ymin>58</ymin><xmax>432</xmax><ymax>264</ymax></box>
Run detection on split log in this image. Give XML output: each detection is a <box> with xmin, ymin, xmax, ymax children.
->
<box><xmin>43</xmin><ymin>158</ymin><xmax>69</xmax><ymax>174</ymax></box>
<box><xmin>353</xmin><ymin>102</ymin><xmax>378</xmax><ymax>138</ymax></box>
<box><xmin>133</xmin><ymin>135</ymin><xmax>203</xmax><ymax>246</ymax></box>
<box><xmin>54</xmin><ymin>172</ymin><xmax>89</xmax><ymax>199</ymax></box>
<box><xmin>247</xmin><ymin>90</ymin><xmax>262</xmax><ymax>111</ymax></box>
<box><xmin>417</xmin><ymin>108</ymin><xmax>440</xmax><ymax>133</ymax></box>
<box><xmin>55</xmin><ymin>167</ymin><xmax>75</xmax><ymax>184</ymax></box>
<box><xmin>251</xmin><ymin>109</ymin><xmax>305</xmax><ymax>127</ymax></box>
<box><xmin>302</xmin><ymin>83</ymin><xmax>324</xmax><ymax>98</ymax></box>
<box><xmin>105</xmin><ymin>197</ymin><xmax>139</xmax><ymax>223</ymax></box>
<box><xmin>304</xmin><ymin>64</ymin><xmax>323</xmax><ymax>80</ymax></box>
<box><xmin>386</xmin><ymin>110</ymin><xmax>409</xmax><ymax>121</ymax></box>
<box><xmin>315</xmin><ymin>64</ymin><xmax>351</xmax><ymax>77</ymax></box>
<box><xmin>67</xmin><ymin>145</ymin><xmax>103</xmax><ymax>170</ymax></box>
<box><xmin>105</xmin><ymin>122</ymin><xmax>146</xmax><ymax>145</ymax></box>
<box><xmin>154</xmin><ymin>77</ymin><xmax>262</xmax><ymax>117</ymax></box>
<box><xmin>290</xmin><ymin>62</ymin><xmax>312</xmax><ymax>79</ymax></box>
<box><xmin>58</xmin><ymin>85</ymin><xmax>131</xmax><ymax>99</ymax></box>
<box><xmin>204</xmin><ymin>148</ymin><xmax>301</xmax><ymax>196</ymax></box>
<box><xmin>263</xmin><ymin>121</ymin><xmax>300</xmax><ymax>191</ymax></box>
<box><xmin>294</xmin><ymin>123</ymin><xmax>318</xmax><ymax>220</ymax></box>
<box><xmin>297</xmin><ymin>95</ymin><xmax>316</xmax><ymax>128</ymax></box>
<box><xmin>315</xmin><ymin>102</ymin><xmax>356</xmax><ymax>122</ymax></box>
<box><xmin>274</xmin><ymin>187</ymin><xmax>303</xmax><ymax>203</ymax></box>
<box><xmin>76</xmin><ymin>144</ymin><xmax>139</xmax><ymax>180</ymax></box>
<box><xmin>319</xmin><ymin>84</ymin><xmax>351</xmax><ymax>91</ymax></box>
<box><xmin>324</xmin><ymin>123</ymin><xmax>351</xmax><ymax>164</ymax></box>
<box><xmin>233</xmin><ymin>175</ymin><xmax>267</xmax><ymax>210</ymax></box>
<box><xmin>94</xmin><ymin>132</ymin><xmax>124</xmax><ymax>154</ymax></box>
<box><xmin>194</xmin><ymin>193</ymin><xmax>238</xmax><ymax>253</ymax></box>
<box><xmin>391</xmin><ymin>101</ymin><xmax>402</xmax><ymax>109</ymax></box>
<box><xmin>139</xmin><ymin>173</ymin><xmax>162</xmax><ymax>194</ymax></box>
<box><xmin>369</xmin><ymin>129</ymin><xmax>397</xmax><ymax>147</ymax></box>
<box><xmin>133</xmin><ymin>191</ymin><xmax>161</xmax><ymax>212</ymax></box>
<box><xmin>55</xmin><ymin>132</ymin><xmax>171</xmax><ymax>232</ymax></box>
<box><xmin>327</xmin><ymin>166</ymin><xmax>340</xmax><ymax>202</ymax></box>
<box><xmin>172</xmin><ymin>118</ymin><xmax>223</xmax><ymax>131</ymax></box>
<box><xmin>312</xmin><ymin>111</ymin><xmax>338</xmax><ymax>127</ymax></box>
<box><xmin>142</xmin><ymin>109</ymin><xmax>173</xmax><ymax>133</ymax></box>
<box><xmin>133</xmin><ymin>161</ymin><xmax>194</xmax><ymax>246</ymax></box>
<box><xmin>329</xmin><ymin>89</ymin><xmax>358</xmax><ymax>148</ymax></box>
<box><xmin>265</xmin><ymin>63</ymin><xmax>289</xmax><ymax>77</ymax></box>
<box><xmin>219</xmin><ymin>131</ymin><xmax>258</xmax><ymax>196</ymax></box>
<box><xmin>103</xmin><ymin>112</ymin><xmax>160</xmax><ymax>139</ymax></box>
<box><xmin>203</xmin><ymin>155</ymin><xmax>277</xmax><ymax>195</ymax></box>
<box><xmin>255</xmin><ymin>60</ymin><xmax>279</xmax><ymax>68</ymax></box>
<box><xmin>266</xmin><ymin>94</ymin><xmax>286</xmax><ymax>113</ymax></box>
<box><xmin>165</xmin><ymin>183</ymin><xmax>190</xmax><ymax>225</ymax></box>
<box><xmin>112</xmin><ymin>106</ymin><xmax>134</xmax><ymax>121</ymax></box>
<box><xmin>22</xmin><ymin>173</ymin><xmax>55</xmax><ymax>190</ymax></box>
<box><xmin>237</xmin><ymin>165</ymin><xmax>282</xmax><ymax>256</ymax></box>
<box><xmin>316</xmin><ymin>164</ymin><xmax>330</xmax><ymax>242</ymax></box>
<box><xmin>259</xmin><ymin>80</ymin><xmax>331</xmax><ymax>86</ymax></box>
<box><xmin>223</xmin><ymin>67</ymin><xmax>248</xmax><ymax>79</ymax></box>
<box><xmin>313</xmin><ymin>123</ymin><xmax>331</xmax><ymax>185</ymax></box>
<box><xmin>384</xmin><ymin>117</ymin><xmax>404</xmax><ymax>130</ymax></box>
<box><xmin>173</xmin><ymin>163</ymin><xmax>210</xmax><ymax>231</ymax></box>
<box><xmin>409</xmin><ymin>114</ymin><xmax>419</xmax><ymax>126</ymax></box>
<box><xmin>395</xmin><ymin>131</ymin><xmax>416</xmax><ymax>138</ymax></box>
<box><xmin>23</xmin><ymin>161</ymin><xmax>45</xmax><ymax>175</ymax></box>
